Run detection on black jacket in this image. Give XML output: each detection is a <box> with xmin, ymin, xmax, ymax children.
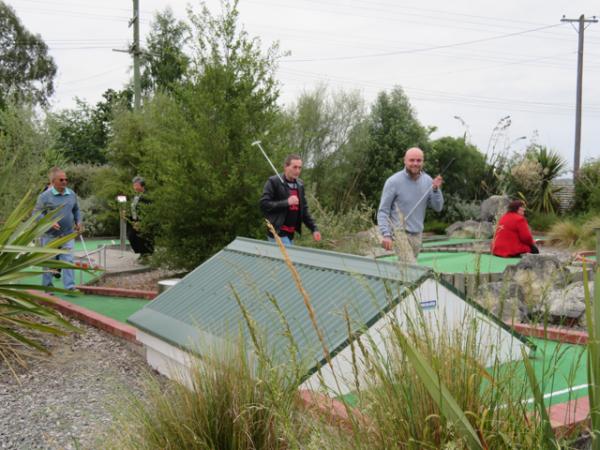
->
<box><xmin>259</xmin><ymin>174</ymin><xmax>318</xmax><ymax>236</ymax></box>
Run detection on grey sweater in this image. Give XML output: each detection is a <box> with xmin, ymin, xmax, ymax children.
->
<box><xmin>377</xmin><ymin>169</ymin><xmax>443</xmax><ymax>236</ymax></box>
<box><xmin>33</xmin><ymin>187</ymin><xmax>81</xmax><ymax>238</ymax></box>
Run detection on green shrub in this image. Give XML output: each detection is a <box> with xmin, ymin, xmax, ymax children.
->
<box><xmin>435</xmin><ymin>192</ymin><xmax>480</xmax><ymax>224</ymax></box>
<box><xmin>424</xmin><ymin>219</ymin><xmax>448</xmax><ymax>234</ymax></box>
<box><xmin>574</xmin><ymin>158</ymin><xmax>600</xmax><ymax>213</ymax></box>
<box><xmin>527</xmin><ymin>210</ymin><xmax>559</xmax><ymax>232</ymax></box>
<box><xmin>63</xmin><ymin>163</ymin><xmax>108</xmax><ymax>198</ymax></box>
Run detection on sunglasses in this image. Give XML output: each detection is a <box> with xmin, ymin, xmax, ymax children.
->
<box><xmin>59</xmin><ymin>178</ymin><xmax>68</xmax><ymax>182</ymax></box>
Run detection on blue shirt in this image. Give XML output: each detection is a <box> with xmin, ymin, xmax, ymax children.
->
<box><xmin>33</xmin><ymin>187</ymin><xmax>81</xmax><ymax>238</ymax></box>
<box><xmin>377</xmin><ymin>169</ymin><xmax>443</xmax><ymax>236</ymax></box>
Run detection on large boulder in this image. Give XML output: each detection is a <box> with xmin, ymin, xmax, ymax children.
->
<box><xmin>475</xmin><ymin>281</ymin><xmax>525</xmax><ymax>322</ymax></box>
<box><xmin>546</xmin><ymin>281</ymin><xmax>594</xmax><ymax>319</ymax></box>
<box><xmin>479</xmin><ymin>195</ymin><xmax>509</xmax><ymax>222</ymax></box>
<box><xmin>502</xmin><ymin>254</ymin><xmax>571</xmax><ymax>317</ymax></box>
<box><xmin>446</xmin><ymin>220</ymin><xmax>494</xmax><ymax>239</ymax></box>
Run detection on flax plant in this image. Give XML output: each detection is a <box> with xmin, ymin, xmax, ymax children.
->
<box><xmin>0</xmin><ymin>194</ymin><xmax>81</xmax><ymax>371</ymax></box>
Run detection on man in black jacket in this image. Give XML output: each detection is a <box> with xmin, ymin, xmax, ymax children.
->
<box><xmin>259</xmin><ymin>154</ymin><xmax>321</xmax><ymax>246</ymax></box>
<box><xmin>126</xmin><ymin>176</ymin><xmax>154</xmax><ymax>258</ymax></box>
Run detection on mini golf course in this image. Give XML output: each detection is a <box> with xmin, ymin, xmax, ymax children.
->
<box><xmin>20</xmin><ymin>237</ymin><xmax>594</xmax><ymax>428</ymax></box>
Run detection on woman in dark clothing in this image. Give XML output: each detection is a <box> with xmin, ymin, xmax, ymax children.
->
<box><xmin>491</xmin><ymin>200</ymin><xmax>539</xmax><ymax>257</ymax></box>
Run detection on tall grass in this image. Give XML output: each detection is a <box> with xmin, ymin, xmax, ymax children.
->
<box><xmin>107</xmin><ymin>337</ymin><xmax>313</xmax><ymax>450</ymax></box>
<box><xmin>548</xmin><ymin>215</ymin><xmax>600</xmax><ymax>249</ymax></box>
<box><xmin>295</xmin><ymin>193</ymin><xmax>375</xmax><ymax>255</ymax></box>
<box><xmin>584</xmin><ymin>263</ymin><xmax>600</xmax><ymax>449</ymax></box>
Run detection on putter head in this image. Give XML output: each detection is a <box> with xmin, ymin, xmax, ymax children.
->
<box><xmin>251</xmin><ymin>140</ymin><xmax>261</xmax><ymax>146</ymax></box>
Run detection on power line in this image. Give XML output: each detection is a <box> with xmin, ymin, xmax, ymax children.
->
<box><xmin>281</xmin><ymin>24</ymin><xmax>562</xmax><ymax>62</ymax></box>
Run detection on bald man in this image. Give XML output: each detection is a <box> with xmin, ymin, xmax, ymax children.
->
<box><xmin>377</xmin><ymin>147</ymin><xmax>444</xmax><ymax>259</ymax></box>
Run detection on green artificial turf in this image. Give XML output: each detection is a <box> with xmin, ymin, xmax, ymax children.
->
<box><xmin>381</xmin><ymin>251</ymin><xmax>520</xmax><ymax>274</ymax></box>
<box><xmin>421</xmin><ymin>237</ymin><xmax>488</xmax><ymax>248</ymax></box>
<box><xmin>341</xmin><ymin>338</ymin><xmax>589</xmax><ymax>409</ymax></box>
<box><xmin>60</xmin><ymin>294</ymin><xmax>149</xmax><ymax>323</ymax></box>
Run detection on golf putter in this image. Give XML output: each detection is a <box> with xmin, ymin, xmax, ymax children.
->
<box><xmin>252</xmin><ymin>140</ymin><xmax>284</xmax><ymax>184</ymax></box>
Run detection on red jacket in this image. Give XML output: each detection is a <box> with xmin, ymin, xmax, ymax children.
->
<box><xmin>491</xmin><ymin>212</ymin><xmax>535</xmax><ymax>257</ymax></box>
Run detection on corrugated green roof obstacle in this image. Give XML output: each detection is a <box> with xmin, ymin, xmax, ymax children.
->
<box><xmin>128</xmin><ymin>237</ymin><xmax>532</xmax><ymax>394</ymax></box>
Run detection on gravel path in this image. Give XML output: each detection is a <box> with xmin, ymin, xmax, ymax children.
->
<box><xmin>0</xmin><ymin>321</ymin><xmax>158</xmax><ymax>450</ymax></box>
<box><xmin>92</xmin><ymin>268</ymin><xmax>181</xmax><ymax>292</ymax></box>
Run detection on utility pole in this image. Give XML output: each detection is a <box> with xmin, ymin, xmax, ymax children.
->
<box><xmin>561</xmin><ymin>14</ymin><xmax>598</xmax><ymax>179</ymax></box>
<box><xmin>131</xmin><ymin>0</ymin><xmax>141</xmax><ymax>110</ymax></box>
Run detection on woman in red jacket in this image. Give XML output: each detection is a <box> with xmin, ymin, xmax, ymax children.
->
<box><xmin>491</xmin><ymin>200</ymin><xmax>539</xmax><ymax>257</ymax></box>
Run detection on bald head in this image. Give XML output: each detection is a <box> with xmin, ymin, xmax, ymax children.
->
<box><xmin>404</xmin><ymin>147</ymin><xmax>424</xmax><ymax>178</ymax></box>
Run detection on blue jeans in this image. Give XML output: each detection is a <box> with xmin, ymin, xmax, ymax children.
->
<box><xmin>268</xmin><ymin>236</ymin><xmax>293</xmax><ymax>247</ymax></box>
<box><xmin>41</xmin><ymin>236</ymin><xmax>76</xmax><ymax>290</ymax></box>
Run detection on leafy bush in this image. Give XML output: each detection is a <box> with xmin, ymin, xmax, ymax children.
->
<box><xmin>63</xmin><ymin>163</ymin><xmax>108</xmax><ymax>198</ymax></box>
<box><xmin>526</xmin><ymin>210</ymin><xmax>559</xmax><ymax>232</ymax></box>
<box><xmin>574</xmin><ymin>158</ymin><xmax>600</xmax><ymax>213</ymax></box>
<box><xmin>431</xmin><ymin>192</ymin><xmax>480</xmax><ymax>225</ymax></box>
<box><xmin>423</xmin><ymin>219</ymin><xmax>448</xmax><ymax>234</ymax></box>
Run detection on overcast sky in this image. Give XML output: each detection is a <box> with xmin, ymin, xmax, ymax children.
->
<box><xmin>9</xmin><ymin>0</ymin><xmax>600</xmax><ymax>173</ymax></box>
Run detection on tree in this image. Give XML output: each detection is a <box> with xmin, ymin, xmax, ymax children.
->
<box><xmin>426</xmin><ymin>137</ymin><xmax>487</xmax><ymax>200</ymax></box>
<box><xmin>0</xmin><ymin>103</ymin><xmax>54</xmax><ymax>219</ymax></box>
<box><xmin>141</xmin><ymin>8</ymin><xmax>190</xmax><ymax>95</ymax></box>
<box><xmin>574</xmin><ymin>158</ymin><xmax>600</xmax><ymax>213</ymax></box>
<box><xmin>109</xmin><ymin>0</ymin><xmax>283</xmax><ymax>269</ymax></box>
<box><xmin>357</xmin><ymin>86</ymin><xmax>431</xmax><ymax>209</ymax></box>
<box><xmin>0</xmin><ymin>2</ymin><xmax>56</xmax><ymax>108</ymax></box>
<box><xmin>49</xmin><ymin>89</ymin><xmax>131</xmax><ymax>164</ymax></box>
<box><xmin>285</xmin><ymin>85</ymin><xmax>368</xmax><ymax>209</ymax></box>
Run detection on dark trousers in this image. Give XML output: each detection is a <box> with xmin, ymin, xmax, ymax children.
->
<box><xmin>127</xmin><ymin>223</ymin><xmax>154</xmax><ymax>255</ymax></box>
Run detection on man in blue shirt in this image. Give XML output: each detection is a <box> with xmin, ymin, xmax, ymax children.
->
<box><xmin>33</xmin><ymin>167</ymin><xmax>83</xmax><ymax>292</ymax></box>
<box><xmin>377</xmin><ymin>147</ymin><xmax>443</xmax><ymax>259</ymax></box>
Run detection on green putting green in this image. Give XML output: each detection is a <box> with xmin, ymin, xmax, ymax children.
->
<box><xmin>422</xmin><ymin>237</ymin><xmax>488</xmax><ymax>248</ymax></box>
<box><xmin>381</xmin><ymin>251</ymin><xmax>520</xmax><ymax>274</ymax></box>
<box><xmin>341</xmin><ymin>338</ymin><xmax>589</xmax><ymax>408</ymax></box>
<box><xmin>58</xmin><ymin>294</ymin><xmax>149</xmax><ymax>323</ymax></box>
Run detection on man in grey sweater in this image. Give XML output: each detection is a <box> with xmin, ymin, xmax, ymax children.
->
<box><xmin>377</xmin><ymin>147</ymin><xmax>443</xmax><ymax>259</ymax></box>
<box><xmin>34</xmin><ymin>167</ymin><xmax>83</xmax><ymax>292</ymax></box>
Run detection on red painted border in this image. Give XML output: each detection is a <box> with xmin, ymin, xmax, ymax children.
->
<box><xmin>510</xmin><ymin>322</ymin><xmax>588</xmax><ymax>345</ymax></box>
<box><xmin>35</xmin><ymin>291</ymin><xmax>139</xmax><ymax>343</ymax></box>
<box><xmin>78</xmin><ymin>285</ymin><xmax>157</xmax><ymax>300</ymax></box>
<box><xmin>548</xmin><ymin>396</ymin><xmax>590</xmax><ymax>437</ymax></box>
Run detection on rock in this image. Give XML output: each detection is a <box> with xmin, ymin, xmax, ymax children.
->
<box><xmin>502</xmin><ymin>254</ymin><xmax>570</xmax><ymax>317</ymax></box>
<box><xmin>479</xmin><ymin>195</ymin><xmax>509</xmax><ymax>222</ymax></box>
<box><xmin>546</xmin><ymin>281</ymin><xmax>594</xmax><ymax>319</ymax></box>
<box><xmin>446</xmin><ymin>220</ymin><xmax>494</xmax><ymax>239</ymax></box>
<box><xmin>503</xmin><ymin>254</ymin><xmax>569</xmax><ymax>287</ymax></box>
<box><xmin>475</xmin><ymin>281</ymin><xmax>525</xmax><ymax>322</ymax></box>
